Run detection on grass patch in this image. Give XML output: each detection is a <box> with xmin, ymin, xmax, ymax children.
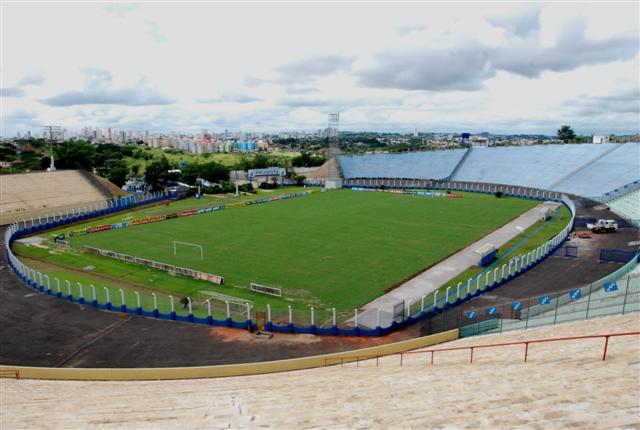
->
<box><xmin>48</xmin><ymin>189</ymin><xmax>538</xmax><ymax>311</ymax></box>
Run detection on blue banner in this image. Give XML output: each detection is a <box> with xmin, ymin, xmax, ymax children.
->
<box><xmin>569</xmin><ymin>289</ymin><xmax>582</xmax><ymax>300</ymax></box>
<box><xmin>538</xmin><ymin>295</ymin><xmax>551</xmax><ymax>305</ymax></box>
<box><xmin>512</xmin><ymin>301</ymin><xmax>523</xmax><ymax>311</ymax></box>
<box><xmin>603</xmin><ymin>281</ymin><xmax>619</xmax><ymax>292</ymax></box>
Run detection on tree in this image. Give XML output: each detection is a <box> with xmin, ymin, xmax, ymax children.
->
<box><xmin>179</xmin><ymin>161</ymin><xmax>230</xmax><ymax>185</ymax></box>
<box><xmin>144</xmin><ymin>156</ymin><xmax>170</xmax><ymax>191</ymax></box>
<box><xmin>106</xmin><ymin>159</ymin><xmax>129</xmax><ymax>187</ymax></box>
<box><xmin>292</xmin><ymin>151</ymin><xmax>326</xmax><ymax>167</ymax></box>
<box><xmin>557</xmin><ymin>125</ymin><xmax>576</xmax><ymax>143</ymax></box>
<box><xmin>53</xmin><ymin>140</ymin><xmax>96</xmax><ymax>170</ymax></box>
<box><xmin>198</xmin><ymin>161</ymin><xmax>230</xmax><ymax>183</ymax></box>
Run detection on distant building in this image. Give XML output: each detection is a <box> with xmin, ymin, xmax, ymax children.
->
<box><xmin>470</xmin><ymin>135</ymin><xmax>489</xmax><ymax>147</ymax></box>
<box><xmin>593</xmin><ymin>135</ymin><xmax>610</xmax><ymax>144</ymax></box>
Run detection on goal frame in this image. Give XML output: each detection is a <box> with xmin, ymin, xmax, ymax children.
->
<box><xmin>173</xmin><ymin>241</ymin><xmax>204</xmax><ymax>261</ymax></box>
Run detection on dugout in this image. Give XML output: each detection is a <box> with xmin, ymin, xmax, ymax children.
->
<box><xmin>475</xmin><ymin>243</ymin><xmax>497</xmax><ymax>266</ymax></box>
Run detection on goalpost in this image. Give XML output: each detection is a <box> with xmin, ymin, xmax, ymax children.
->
<box><xmin>173</xmin><ymin>241</ymin><xmax>204</xmax><ymax>261</ymax></box>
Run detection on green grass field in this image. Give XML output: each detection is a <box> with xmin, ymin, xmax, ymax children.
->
<box><xmin>54</xmin><ymin>189</ymin><xmax>538</xmax><ymax>311</ymax></box>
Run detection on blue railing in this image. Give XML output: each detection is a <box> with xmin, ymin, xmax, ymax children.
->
<box><xmin>3</xmin><ymin>180</ymin><xmax>596</xmax><ymax>337</ymax></box>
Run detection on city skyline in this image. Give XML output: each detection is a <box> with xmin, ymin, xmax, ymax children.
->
<box><xmin>1</xmin><ymin>2</ymin><xmax>639</xmax><ymax>136</ymax></box>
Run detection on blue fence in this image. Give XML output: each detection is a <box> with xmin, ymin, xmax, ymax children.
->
<box><xmin>4</xmin><ymin>181</ymin><xmax>585</xmax><ymax>337</ymax></box>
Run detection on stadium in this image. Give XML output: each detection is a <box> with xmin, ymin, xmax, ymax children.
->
<box><xmin>1</xmin><ymin>142</ymin><xmax>639</xmax><ymax>428</ymax></box>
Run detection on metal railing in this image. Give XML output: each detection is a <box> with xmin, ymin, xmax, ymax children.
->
<box><xmin>324</xmin><ymin>331</ymin><xmax>640</xmax><ymax>367</ymax></box>
<box><xmin>4</xmin><ymin>181</ymin><xmax>637</xmax><ymax>337</ymax></box>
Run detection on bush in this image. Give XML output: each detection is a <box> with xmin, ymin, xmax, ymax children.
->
<box><xmin>238</xmin><ymin>183</ymin><xmax>256</xmax><ymax>193</ymax></box>
<box><xmin>295</xmin><ymin>175</ymin><xmax>306</xmax><ymax>186</ymax></box>
<box><xmin>259</xmin><ymin>181</ymin><xmax>278</xmax><ymax>190</ymax></box>
<box><xmin>495</xmin><ymin>191</ymin><xmax>504</xmax><ymax>198</ymax></box>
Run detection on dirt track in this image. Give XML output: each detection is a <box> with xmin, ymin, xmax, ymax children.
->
<box><xmin>0</xmin><ymin>197</ymin><xmax>636</xmax><ymax>368</ymax></box>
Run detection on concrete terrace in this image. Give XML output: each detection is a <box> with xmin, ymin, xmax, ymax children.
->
<box><xmin>1</xmin><ymin>313</ymin><xmax>637</xmax><ymax>429</ymax></box>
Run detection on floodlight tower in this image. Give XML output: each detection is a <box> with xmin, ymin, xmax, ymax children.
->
<box><xmin>325</xmin><ymin>113</ymin><xmax>343</xmax><ymax>189</ymax></box>
<box><xmin>327</xmin><ymin>113</ymin><xmax>340</xmax><ymax>156</ymax></box>
<box><xmin>43</xmin><ymin>125</ymin><xmax>60</xmax><ymax>172</ymax></box>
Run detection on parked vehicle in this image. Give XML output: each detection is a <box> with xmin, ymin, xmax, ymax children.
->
<box><xmin>586</xmin><ymin>219</ymin><xmax>618</xmax><ymax>233</ymax></box>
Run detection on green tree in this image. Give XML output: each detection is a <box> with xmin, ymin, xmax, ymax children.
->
<box><xmin>144</xmin><ymin>156</ymin><xmax>170</xmax><ymax>191</ymax></box>
<box><xmin>106</xmin><ymin>159</ymin><xmax>129</xmax><ymax>187</ymax></box>
<box><xmin>292</xmin><ymin>151</ymin><xmax>326</xmax><ymax>167</ymax></box>
<box><xmin>53</xmin><ymin>140</ymin><xmax>96</xmax><ymax>170</ymax></box>
<box><xmin>557</xmin><ymin>125</ymin><xmax>576</xmax><ymax>143</ymax></box>
<box><xmin>198</xmin><ymin>161</ymin><xmax>230</xmax><ymax>183</ymax></box>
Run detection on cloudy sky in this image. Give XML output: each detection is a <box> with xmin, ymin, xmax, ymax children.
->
<box><xmin>1</xmin><ymin>2</ymin><xmax>639</xmax><ymax>136</ymax></box>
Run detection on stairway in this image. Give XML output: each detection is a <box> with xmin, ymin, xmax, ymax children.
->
<box><xmin>446</xmin><ymin>147</ymin><xmax>472</xmax><ymax>181</ymax></box>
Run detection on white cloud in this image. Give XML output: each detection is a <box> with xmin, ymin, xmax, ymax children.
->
<box><xmin>1</xmin><ymin>2</ymin><xmax>638</xmax><ymax>136</ymax></box>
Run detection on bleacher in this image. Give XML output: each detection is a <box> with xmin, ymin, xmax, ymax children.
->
<box><xmin>337</xmin><ymin>143</ymin><xmax>640</xmax><ymax>203</ymax></box>
<box><xmin>0</xmin><ymin>170</ymin><xmax>113</xmax><ymax>225</ymax></box>
<box><xmin>1</xmin><ymin>313</ymin><xmax>637</xmax><ymax>429</ymax></box>
<box><xmin>608</xmin><ymin>189</ymin><xmax>640</xmax><ymax>228</ymax></box>
<box><xmin>551</xmin><ymin>142</ymin><xmax>640</xmax><ymax>198</ymax></box>
<box><xmin>449</xmin><ymin>144</ymin><xmax>618</xmax><ymax>190</ymax></box>
<box><xmin>338</xmin><ymin>149</ymin><xmax>468</xmax><ymax>180</ymax></box>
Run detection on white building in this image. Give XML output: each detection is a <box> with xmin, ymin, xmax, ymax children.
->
<box><xmin>593</xmin><ymin>135</ymin><xmax>610</xmax><ymax>144</ymax></box>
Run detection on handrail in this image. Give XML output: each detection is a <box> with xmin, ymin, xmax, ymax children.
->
<box><xmin>323</xmin><ymin>331</ymin><xmax>640</xmax><ymax>367</ymax></box>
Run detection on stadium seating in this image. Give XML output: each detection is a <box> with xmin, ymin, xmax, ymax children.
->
<box><xmin>450</xmin><ymin>144</ymin><xmax>619</xmax><ymax>190</ymax></box>
<box><xmin>0</xmin><ymin>170</ymin><xmax>113</xmax><ymax>225</ymax></box>
<box><xmin>551</xmin><ymin>142</ymin><xmax>640</xmax><ymax>198</ymax></box>
<box><xmin>1</xmin><ymin>313</ymin><xmax>637</xmax><ymax>429</ymax></box>
<box><xmin>338</xmin><ymin>143</ymin><xmax>640</xmax><ymax>201</ymax></box>
<box><xmin>338</xmin><ymin>149</ymin><xmax>468</xmax><ymax>180</ymax></box>
<box><xmin>608</xmin><ymin>189</ymin><xmax>640</xmax><ymax>228</ymax></box>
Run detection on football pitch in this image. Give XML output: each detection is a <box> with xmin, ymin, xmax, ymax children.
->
<box><xmin>67</xmin><ymin>189</ymin><xmax>538</xmax><ymax>311</ymax></box>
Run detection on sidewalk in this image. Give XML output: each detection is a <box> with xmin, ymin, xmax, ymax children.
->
<box><xmin>357</xmin><ymin>201</ymin><xmax>561</xmax><ymax>328</ymax></box>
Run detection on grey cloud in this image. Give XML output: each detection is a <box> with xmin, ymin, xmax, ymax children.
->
<box><xmin>0</xmin><ymin>87</ymin><xmax>25</xmax><ymax>97</ymax></box>
<box><xmin>357</xmin><ymin>19</ymin><xmax>639</xmax><ymax>91</ymax></box>
<box><xmin>41</xmin><ymin>87</ymin><xmax>174</xmax><ymax>106</ymax></box>
<box><xmin>277</xmin><ymin>97</ymin><xmax>329</xmax><ymax>108</ymax></box>
<box><xmin>196</xmin><ymin>93</ymin><xmax>261</xmax><ymax>103</ymax></box>
<box><xmin>18</xmin><ymin>73</ymin><xmax>45</xmax><ymax>86</ymax></box>
<box><xmin>3</xmin><ymin>109</ymin><xmax>38</xmax><ymax>120</ymax></box>
<box><xmin>278</xmin><ymin>96</ymin><xmax>403</xmax><ymax>111</ymax></box>
<box><xmin>487</xmin><ymin>7</ymin><xmax>541</xmax><ymax>37</ymax></box>
<box><xmin>243</xmin><ymin>76</ymin><xmax>264</xmax><ymax>87</ymax></box>
<box><xmin>567</xmin><ymin>88</ymin><xmax>640</xmax><ymax>116</ymax></box>
<box><xmin>246</xmin><ymin>55</ymin><xmax>355</xmax><ymax>87</ymax></box>
<box><xmin>286</xmin><ymin>86</ymin><xmax>319</xmax><ymax>95</ymax></box>
<box><xmin>275</xmin><ymin>55</ymin><xmax>354</xmax><ymax>78</ymax></box>
<box><xmin>397</xmin><ymin>24</ymin><xmax>428</xmax><ymax>37</ymax></box>
<box><xmin>83</xmin><ymin>68</ymin><xmax>112</xmax><ymax>88</ymax></box>
<box><xmin>1</xmin><ymin>110</ymin><xmax>40</xmax><ymax>134</ymax></box>
<box><xmin>357</xmin><ymin>45</ymin><xmax>494</xmax><ymax>91</ymax></box>
<box><xmin>492</xmin><ymin>19</ymin><xmax>639</xmax><ymax>78</ymax></box>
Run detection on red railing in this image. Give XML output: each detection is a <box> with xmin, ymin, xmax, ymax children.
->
<box><xmin>0</xmin><ymin>369</ymin><xmax>20</xmax><ymax>380</ymax></box>
<box><xmin>324</xmin><ymin>332</ymin><xmax>640</xmax><ymax>367</ymax></box>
